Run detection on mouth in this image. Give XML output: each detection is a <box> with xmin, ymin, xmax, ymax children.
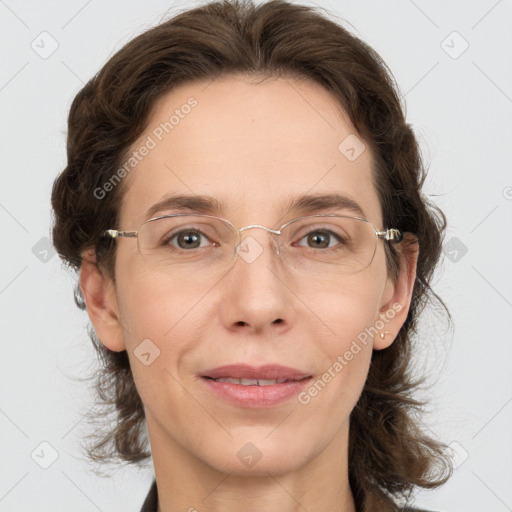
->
<box><xmin>200</xmin><ymin>364</ymin><xmax>312</xmax><ymax>408</ymax></box>
<box><xmin>204</xmin><ymin>376</ymin><xmax>306</xmax><ymax>386</ymax></box>
<box><xmin>201</xmin><ymin>364</ymin><xmax>311</xmax><ymax>381</ymax></box>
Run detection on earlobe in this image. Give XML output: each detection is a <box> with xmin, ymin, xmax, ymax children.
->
<box><xmin>79</xmin><ymin>249</ymin><xmax>126</xmax><ymax>352</ymax></box>
<box><xmin>373</xmin><ymin>235</ymin><xmax>419</xmax><ymax>350</ymax></box>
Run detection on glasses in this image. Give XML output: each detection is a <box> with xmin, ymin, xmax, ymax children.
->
<box><xmin>103</xmin><ymin>214</ymin><xmax>404</xmax><ymax>278</ymax></box>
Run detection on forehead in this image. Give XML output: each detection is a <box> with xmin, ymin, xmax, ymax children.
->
<box><xmin>119</xmin><ymin>74</ymin><xmax>382</xmax><ymax>228</ymax></box>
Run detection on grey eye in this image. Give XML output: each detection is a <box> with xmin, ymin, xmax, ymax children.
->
<box><xmin>167</xmin><ymin>230</ymin><xmax>210</xmax><ymax>249</ymax></box>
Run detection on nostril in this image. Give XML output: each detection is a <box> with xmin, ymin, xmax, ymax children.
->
<box><xmin>273</xmin><ymin>318</ymin><xmax>283</xmax><ymax>324</ymax></box>
<box><xmin>236</xmin><ymin>321</ymin><xmax>246</xmax><ymax>326</ymax></box>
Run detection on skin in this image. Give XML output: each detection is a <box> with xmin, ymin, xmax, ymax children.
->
<box><xmin>81</xmin><ymin>74</ymin><xmax>418</xmax><ymax>512</ymax></box>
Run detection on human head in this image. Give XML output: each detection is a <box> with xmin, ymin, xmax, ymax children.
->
<box><xmin>51</xmin><ymin>0</ymin><xmax>452</xmax><ymax>509</ymax></box>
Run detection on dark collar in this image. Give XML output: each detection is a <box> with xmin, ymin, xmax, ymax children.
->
<box><xmin>140</xmin><ymin>480</ymin><xmax>158</xmax><ymax>512</ymax></box>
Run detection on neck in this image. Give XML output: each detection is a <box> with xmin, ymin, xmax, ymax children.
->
<box><xmin>148</xmin><ymin>416</ymin><xmax>357</xmax><ymax>512</ymax></box>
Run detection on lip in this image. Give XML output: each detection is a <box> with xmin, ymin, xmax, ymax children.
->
<box><xmin>202</xmin><ymin>364</ymin><xmax>310</xmax><ymax>381</ymax></box>
<box><xmin>200</xmin><ymin>364</ymin><xmax>312</xmax><ymax>408</ymax></box>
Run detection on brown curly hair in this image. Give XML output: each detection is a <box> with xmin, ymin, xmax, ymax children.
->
<box><xmin>51</xmin><ymin>0</ymin><xmax>453</xmax><ymax>509</ymax></box>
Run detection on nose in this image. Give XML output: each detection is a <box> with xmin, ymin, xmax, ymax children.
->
<box><xmin>219</xmin><ymin>229</ymin><xmax>296</xmax><ymax>335</ymax></box>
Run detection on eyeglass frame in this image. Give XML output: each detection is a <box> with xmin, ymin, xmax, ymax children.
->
<box><xmin>102</xmin><ymin>213</ymin><xmax>405</xmax><ymax>264</ymax></box>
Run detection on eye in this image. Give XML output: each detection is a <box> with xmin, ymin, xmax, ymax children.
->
<box><xmin>296</xmin><ymin>230</ymin><xmax>345</xmax><ymax>249</ymax></box>
<box><xmin>164</xmin><ymin>229</ymin><xmax>212</xmax><ymax>250</ymax></box>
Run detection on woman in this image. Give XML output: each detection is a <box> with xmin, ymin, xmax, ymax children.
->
<box><xmin>51</xmin><ymin>0</ymin><xmax>453</xmax><ymax>510</ymax></box>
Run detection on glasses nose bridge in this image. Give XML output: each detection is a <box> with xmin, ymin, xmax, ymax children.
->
<box><xmin>236</xmin><ymin>224</ymin><xmax>282</xmax><ymax>254</ymax></box>
<box><xmin>238</xmin><ymin>224</ymin><xmax>281</xmax><ymax>236</ymax></box>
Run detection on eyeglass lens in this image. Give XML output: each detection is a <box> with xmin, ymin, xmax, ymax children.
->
<box><xmin>137</xmin><ymin>215</ymin><xmax>378</xmax><ymax>277</ymax></box>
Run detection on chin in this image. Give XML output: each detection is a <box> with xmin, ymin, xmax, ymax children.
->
<box><xmin>199</xmin><ymin>434</ymin><xmax>318</xmax><ymax>478</ymax></box>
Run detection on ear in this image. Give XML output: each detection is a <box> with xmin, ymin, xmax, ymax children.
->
<box><xmin>79</xmin><ymin>248</ymin><xmax>126</xmax><ymax>352</ymax></box>
<box><xmin>373</xmin><ymin>235</ymin><xmax>419</xmax><ymax>350</ymax></box>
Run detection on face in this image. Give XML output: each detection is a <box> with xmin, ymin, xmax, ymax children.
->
<box><xmin>83</xmin><ymin>74</ymin><xmax>416</xmax><ymax>478</ymax></box>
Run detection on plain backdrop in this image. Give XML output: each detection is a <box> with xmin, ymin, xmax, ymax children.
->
<box><xmin>1</xmin><ymin>1</ymin><xmax>511</xmax><ymax>511</ymax></box>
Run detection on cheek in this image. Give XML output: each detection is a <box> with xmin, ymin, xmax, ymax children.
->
<box><xmin>115</xmin><ymin>258</ymin><xmax>208</xmax><ymax>339</ymax></box>
<box><xmin>296</xmin><ymin>276</ymin><xmax>384</xmax><ymax>398</ymax></box>
<box><xmin>113</xmin><ymin>264</ymin><xmax>223</xmax><ymax>386</ymax></box>
<box><xmin>306</xmin><ymin>273</ymin><xmax>384</xmax><ymax>339</ymax></box>
<box><xmin>113</xmin><ymin>271</ymin><xmax>208</xmax><ymax>407</ymax></box>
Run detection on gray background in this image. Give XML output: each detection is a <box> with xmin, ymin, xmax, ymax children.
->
<box><xmin>1</xmin><ymin>0</ymin><xmax>511</xmax><ymax>511</ymax></box>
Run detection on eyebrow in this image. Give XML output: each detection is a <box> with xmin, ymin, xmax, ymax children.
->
<box><xmin>284</xmin><ymin>193</ymin><xmax>367</xmax><ymax>219</ymax></box>
<box><xmin>146</xmin><ymin>194</ymin><xmax>222</xmax><ymax>219</ymax></box>
<box><xmin>145</xmin><ymin>192</ymin><xmax>367</xmax><ymax>220</ymax></box>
